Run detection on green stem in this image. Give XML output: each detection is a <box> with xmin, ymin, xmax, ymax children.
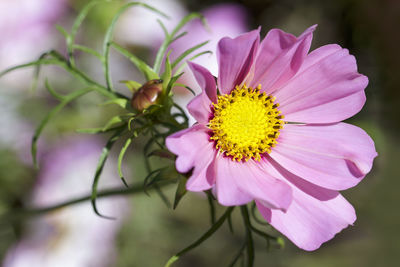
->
<box><xmin>0</xmin><ymin>180</ymin><xmax>173</xmax><ymax>225</ymax></box>
<box><xmin>165</xmin><ymin>206</ymin><xmax>234</xmax><ymax>267</ymax></box>
<box><xmin>206</xmin><ymin>191</ymin><xmax>216</xmax><ymax>225</ymax></box>
<box><xmin>241</xmin><ymin>205</ymin><xmax>255</xmax><ymax>267</ymax></box>
<box><xmin>228</xmin><ymin>241</ymin><xmax>247</xmax><ymax>267</ymax></box>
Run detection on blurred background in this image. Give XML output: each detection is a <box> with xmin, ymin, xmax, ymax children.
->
<box><xmin>0</xmin><ymin>0</ymin><xmax>399</xmax><ymax>266</ymax></box>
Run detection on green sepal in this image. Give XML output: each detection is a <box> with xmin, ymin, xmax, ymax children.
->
<box><xmin>100</xmin><ymin>98</ymin><xmax>129</xmax><ymax>109</ymax></box>
<box><xmin>120</xmin><ymin>80</ymin><xmax>142</xmax><ymax>92</ymax></box>
<box><xmin>102</xmin><ymin>115</ymin><xmax>125</xmax><ymax>131</ymax></box>
<box><xmin>161</xmin><ymin>52</ymin><xmax>172</xmax><ymax>91</ymax></box>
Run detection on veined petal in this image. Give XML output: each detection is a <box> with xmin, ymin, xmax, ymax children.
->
<box><xmin>269</xmin><ymin>123</ymin><xmax>377</xmax><ymax>190</ymax></box>
<box><xmin>257</xmin><ymin>156</ymin><xmax>355</xmax><ymax>250</ymax></box>
<box><xmin>165</xmin><ymin>124</ymin><xmax>210</xmax><ymax>173</ymax></box>
<box><xmin>275</xmin><ymin>44</ymin><xmax>368</xmax><ymax>123</ymax></box>
<box><xmin>186</xmin><ymin>142</ymin><xmax>216</xmax><ymax>191</ymax></box>
<box><xmin>256</xmin><ymin>189</ymin><xmax>356</xmax><ymax>251</ymax></box>
<box><xmin>166</xmin><ymin>124</ymin><xmax>216</xmax><ymax>191</ymax></box>
<box><xmin>215</xmin><ymin>155</ymin><xmax>292</xmax><ymax>210</ymax></box>
<box><xmin>248</xmin><ymin>25</ymin><xmax>316</xmax><ymax>94</ymax></box>
<box><xmin>217</xmin><ymin>29</ymin><xmax>260</xmax><ymax>94</ymax></box>
<box><xmin>214</xmin><ymin>155</ymin><xmax>253</xmax><ymax>206</ymax></box>
<box><xmin>186</xmin><ymin>62</ymin><xmax>217</xmax><ymax>124</ymax></box>
<box><xmin>261</xmin><ymin>156</ymin><xmax>339</xmax><ymax>201</ymax></box>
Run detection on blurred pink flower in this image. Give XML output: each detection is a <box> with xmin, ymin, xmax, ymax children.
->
<box><xmin>166</xmin><ymin>26</ymin><xmax>377</xmax><ymax>250</ymax></box>
<box><xmin>4</xmin><ymin>138</ymin><xmax>127</xmax><ymax>267</ymax></box>
<box><xmin>0</xmin><ymin>0</ymin><xmax>66</xmax><ymax>84</ymax></box>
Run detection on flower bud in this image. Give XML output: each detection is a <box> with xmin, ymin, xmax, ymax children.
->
<box><xmin>131</xmin><ymin>79</ymin><xmax>163</xmax><ymax>111</ymax></box>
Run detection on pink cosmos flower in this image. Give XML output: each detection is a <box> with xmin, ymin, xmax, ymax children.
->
<box><xmin>166</xmin><ymin>25</ymin><xmax>377</xmax><ymax>251</ymax></box>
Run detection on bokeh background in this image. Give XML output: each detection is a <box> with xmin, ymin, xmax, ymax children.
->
<box><xmin>0</xmin><ymin>0</ymin><xmax>399</xmax><ymax>266</ymax></box>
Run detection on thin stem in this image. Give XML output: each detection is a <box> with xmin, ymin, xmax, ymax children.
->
<box><xmin>228</xmin><ymin>241</ymin><xmax>247</xmax><ymax>267</ymax></box>
<box><xmin>0</xmin><ymin>180</ymin><xmax>173</xmax><ymax>225</ymax></box>
<box><xmin>240</xmin><ymin>205</ymin><xmax>255</xmax><ymax>267</ymax></box>
<box><xmin>206</xmin><ymin>191</ymin><xmax>216</xmax><ymax>225</ymax></box>
<box><xmin>165</xmin><ymin>206</ymin><xmax>234</xmax><ymax>267</ymax></box>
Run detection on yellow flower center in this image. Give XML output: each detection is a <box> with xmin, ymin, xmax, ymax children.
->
<box><xmin>209</xmin><ymin>85</ymin><xmax>284</xmax><ymax>162</ymax></box>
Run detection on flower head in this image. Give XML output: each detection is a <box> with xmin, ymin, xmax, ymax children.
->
<box><xmin>166</xmin><ymin>26</ymin><xmax>377</xmax><ymax>250</ymax></box>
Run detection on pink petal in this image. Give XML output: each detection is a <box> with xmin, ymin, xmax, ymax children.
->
<box><xmin>186</xmin><ymin>62</ymin><xmax>217</xmax><ymax>124</ymax></box>
<box><xmin>256</xmin><ymin>189</ymin><xmax>356</xmax><ymax>251</ymax></box>
<box><xmin>166</xmin><ymin>124</ymin><xmax>209</xmax><ymax>173</ymax></box>
<box><xmin>247</xmin><ymin>25</ymin><xmax>316</xmax><ymax>93</ymax></box>
<box><xmin>166</xmin><ymin>124</ymin><xmax>216</xmax><ymax>191</ymax></box>
<box><xmin>275</xmin><ymin>44</ymin><xmax>368</xmax><ymax>123</ymax></box>
<box><xmin>217</xmin><ymin>29</ymin><xmax>260</xmax><ymax>94</ymax></box>
<box><xmin>186</xmin><ymin>143</ymin><xmax>217</xmax><ymax>191</ymax></box>
<box><xmin>215</xmin><ymin>156</ymin><xmax>292</xmax><ymax>209</ymax></box>
<box><xmin>269</xmin><ymin>123</ymin><xmax>377</xmax><ymax>190</ymax></box>
<box><xmin>261</xmin><ymin>156</ymin><xmax>339</xmax><ymax>201</ymax></box>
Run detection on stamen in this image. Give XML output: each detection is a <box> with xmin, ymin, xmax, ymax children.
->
<box><xmin>208</xmin><ymin>85</ymin><xmax>284</xmax><ymax>162</ymax></box>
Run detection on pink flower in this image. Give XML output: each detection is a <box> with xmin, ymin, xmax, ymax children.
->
<box><xmin>0</xmin><ymin>0</ymin><xmax>66</xmax><ymax>86</ymax></box>
<box><xmin>166</xmin><ymin>26</ymin><xmax>377</xmax><ymax>250</ymax></box>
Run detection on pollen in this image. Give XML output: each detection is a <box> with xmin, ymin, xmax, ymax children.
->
<box><xmin>209</xmin><ymin>85</ymin><xmax>284</xmax><ymax>162</ymax></box>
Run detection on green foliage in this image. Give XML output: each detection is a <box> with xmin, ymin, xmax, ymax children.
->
<box><xmin>32</xmin><ymin>87</ymin><xmax>94</xmax><ymax>167</ymax></box>
<box><xmin>0</xmin><ymin>1</ymin><xmax>283</xmax><ymax>265</ymax></box>
<box><xmin>153</xmin><ymin>12</ymin><xmax>208</xmax><ymax>74</ymax></box>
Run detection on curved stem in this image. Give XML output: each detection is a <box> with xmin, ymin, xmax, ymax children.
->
<box><xmin>241</xmin><ymin>205</ymin><xmax>255</xmax><ymax>267</ymax></box>
<box><xmin>165</xmin><ymin>206</ymin><xmax>234</xmax><ymax>267</ymax></box>
<box><xmin>0</xmin><ymin>180</ymin><xmax>174</xmax><ymax>225</ymax></box>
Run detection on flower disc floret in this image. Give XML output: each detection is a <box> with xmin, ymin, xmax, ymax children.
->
<box><xmin>209</xmin><ymin>85</ymin><xmax>284</xmax><ymax>161</ymax></box>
